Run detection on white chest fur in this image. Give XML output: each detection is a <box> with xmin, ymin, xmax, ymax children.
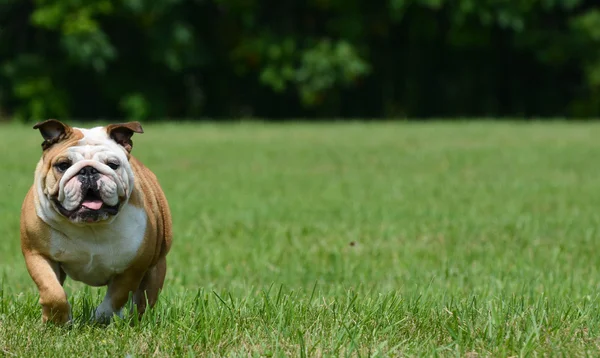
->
<box><xmin>49</xmin><ymin>205</ymin><xmax>147</xmax><ymax>286</ymax></box>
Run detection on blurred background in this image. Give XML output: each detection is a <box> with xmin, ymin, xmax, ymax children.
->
<box><xmin>1</xmin><ymin>0</ymin><xmax>599</xmax><ymax>121</ymax></box>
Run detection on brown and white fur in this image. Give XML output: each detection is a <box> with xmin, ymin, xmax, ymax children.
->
<box><xmin>20</xmin><ymin>119</ymin><xmax>172</xmax><ymax>325</ymax></box>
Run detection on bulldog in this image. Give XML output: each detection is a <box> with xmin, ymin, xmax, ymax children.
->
<box><xmin>20</xmin><ymin>119</ymin><xmax>172</xmax><ymax>325</ymax></box>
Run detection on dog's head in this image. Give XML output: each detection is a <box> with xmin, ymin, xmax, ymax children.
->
<box><xmin>33</xmin><ymin>120</ymin><xmax>143</xmax><ymax>224</ymax></box>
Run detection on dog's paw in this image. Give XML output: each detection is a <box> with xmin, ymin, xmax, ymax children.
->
<box><xmin>42</xmin><ymin>303</ymin><xmax>72</xmax><ymax>326</ymax></box>
<box><xmin>94</xmin><ymin>300</ymin><xmax>123</xmax><ymax>324</ymax></box>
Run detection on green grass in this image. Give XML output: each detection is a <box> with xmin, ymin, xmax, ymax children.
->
<box><xmin>1</xmin><ymin>121</ymin><xmax>600</xmax><ymax>356</ymax></box>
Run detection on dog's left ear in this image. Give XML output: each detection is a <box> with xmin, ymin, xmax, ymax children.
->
<box><xmin>106</xmin><ymin>122</ymin><xmax>144</xmax><ymax>153</ymax></box>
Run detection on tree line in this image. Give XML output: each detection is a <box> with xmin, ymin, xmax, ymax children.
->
<box><xmin>1</xmin><ymin>0</ymin><xmax>599</xmax><ymax>121</ymax></box>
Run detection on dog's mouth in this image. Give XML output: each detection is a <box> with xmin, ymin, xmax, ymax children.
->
<box><xmin>53</xmin><ymin>187</ymin><xmax>120</xmax><ymax>222</ymax></box>
<box><xmin>80</xmin><ymin>190</ymin><xmax>104</xmax><ymax>211</ymax></box>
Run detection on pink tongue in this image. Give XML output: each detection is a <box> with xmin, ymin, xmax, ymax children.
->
<box><xmin>82</xmin><ymin>200</ymin><xmax>103</xmax><ymax>210</ymax></box>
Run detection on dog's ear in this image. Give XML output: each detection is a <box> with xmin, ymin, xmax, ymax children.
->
<box><xmin>33</xmin><ymin>119</ymin><xmax>73</xmax><ymax>150</ymax></box>
<box><xmin>106</xmin><ymin>122</ymin><xmax>144</xmax><ymax>153</ymax></box>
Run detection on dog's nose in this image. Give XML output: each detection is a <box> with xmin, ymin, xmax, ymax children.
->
<box><xmin>79</xmin><ymin>166</ymin><xmax>99</xmax><ymax>176</ymax></box>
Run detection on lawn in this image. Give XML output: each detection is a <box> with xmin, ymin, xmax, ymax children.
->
<box><xmin>1</xmin><ymin>121</ymin><xmax>600</xmax><ymax>356</ymax></box>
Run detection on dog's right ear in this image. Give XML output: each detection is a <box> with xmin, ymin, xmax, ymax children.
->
<box><xmin>33</xmin><ymin>119</ymin><xmax>73</xmax><ymax>150</ymax></box>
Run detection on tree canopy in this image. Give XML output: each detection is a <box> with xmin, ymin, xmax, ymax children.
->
<box><xmin>1</xmin><ymin>0</ymin><xmax>599</xmax><ymax>120</ymax></box>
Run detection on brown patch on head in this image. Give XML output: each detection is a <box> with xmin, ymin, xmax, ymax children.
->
<box><xmin>38</xmin><ymin>130</ymin><xmax>84</xmax><ymax>164</ymax></box>
<box><xmin>33</xmin><ymin>119</ymin><xmax>84</xmax><ymax>162</ymax></box>
<box><xmin>105</xmin><ymin>122</ymin><xmax>144</xmax><ymax>153</ymax></box>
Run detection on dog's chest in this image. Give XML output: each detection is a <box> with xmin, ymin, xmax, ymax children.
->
<box><xmin>49</xmin><ymin>205</ymin><xmax>147</xmax><ymax>286</ymax></box>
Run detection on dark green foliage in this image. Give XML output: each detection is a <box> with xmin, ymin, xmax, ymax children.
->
<box><xmin>0</xmin><ymin>0</ymin><xmax>599</xmax><ymax>120</ymax></box>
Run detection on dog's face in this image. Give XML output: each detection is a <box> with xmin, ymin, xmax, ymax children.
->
<box><xmin>34</xmin><ymin>120</ymin><xmax>143</xmax><ymax>224</ymax></box>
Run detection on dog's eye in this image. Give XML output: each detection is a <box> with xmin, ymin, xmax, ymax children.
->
<box><xmin>107</xmin><ymin>162</ymin><xmax>120</xmax><ymax>170</ymax></box>
<box><xmin>54</xmin><ymin>162</ymin><xmax>71</xmax><ymax>173</ymax></box>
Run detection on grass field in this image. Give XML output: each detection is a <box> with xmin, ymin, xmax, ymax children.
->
<box><xmin>1</xmin><ymin>121</ymin><xmax>600</xmax><ymax>356</ymax></box>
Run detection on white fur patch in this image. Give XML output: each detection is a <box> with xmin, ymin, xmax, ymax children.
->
<box><xmin>49</xmin><ymin>204</ymin><xmax>147</xmax><ymax>286</ymax></box>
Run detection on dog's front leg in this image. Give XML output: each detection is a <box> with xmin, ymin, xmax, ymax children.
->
<box><xmin>23</xmin><ymin>252</ymin><xmax>71</xmax><ymax>325</ymax></box>
<box><xmin>95</xmin><ymin>269</ymin><xmax>144</xmax><ymax>323</ymax></box>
